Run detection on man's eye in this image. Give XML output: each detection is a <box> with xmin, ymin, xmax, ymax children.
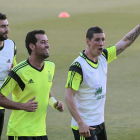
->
<box><xmin>95</xmin><ymin>39</ymin><xmax>99</xmax><ymax>41</ymax></box>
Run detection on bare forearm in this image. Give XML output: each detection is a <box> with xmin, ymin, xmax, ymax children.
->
<box><xmin>126</xmin><ymin>24</ymin><xmax>140</xmax><ymax>43</ymax></box>
<box><xmin>49</xmin><ymin>90</ymin><xmax>54</xmax><ymax>98</ymax></box>
<box><xmin>0</xmin><ymin>97</ymin><xmax>24</xmax><ymax>110</ymax></box>
<box><xmin>65</xmin><ymin>94</ymin><xmax>84</xmax><ymax>124</ymax></box>
<box><xmin>0</xmin><ymin>93</ymin><xmax>38</xmax><ymax>112</ymax></box>
<box><xmin>116</xmin><ymin>24</ymin><xmax>140</xmax><ymax>55</ymax></box>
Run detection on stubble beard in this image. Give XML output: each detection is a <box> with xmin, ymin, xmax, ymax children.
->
<box><xmin>45</xmin><ymin>54</ymin><xmax>49</xmax><ymax>59</ymax></box>
<box><xmin>0</xmin><ymin>34</ymin><xmax>8</xmax><ymax>41</ymax></box>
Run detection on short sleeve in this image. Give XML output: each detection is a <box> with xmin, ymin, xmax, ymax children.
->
<box><xmin>103</xmin><ymin>45</ymin><xmax>117</xmax><ymax>64</ymax></box>
<box><xmin>65</xmin><ymin>62</ymin><xmax>82</xmax><ymax>91</ymax></box>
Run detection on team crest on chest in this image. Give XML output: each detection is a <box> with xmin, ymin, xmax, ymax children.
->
<box><xmin>48</xmin><ymin>71</ymin><xmax>52</xmax><ymax>82</ymax></box>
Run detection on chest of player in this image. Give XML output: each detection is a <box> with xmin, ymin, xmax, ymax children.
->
<box><xmin>19</xmin><ymin>68</ymin><xmax>53</xmax><ymax>93</ymax></box>
<box><xmin>80</xmin><ymin>56</ymin><xmax>107</xmax><ymax>88</ymax></box>
<box><xmin>0</xmin><ymin>50</ymin><xmax>13</xmax><ymax>67</ymax></box>
<box><xmin>0</xmin><ymin>45</ymin><xmax>14</xmax><ymax>81</ymax></box>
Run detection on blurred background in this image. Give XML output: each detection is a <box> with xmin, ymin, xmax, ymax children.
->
<box><xmin>1</xmin><ymin>0</ymin><xmax>140</xmax><ymax>139</ymax></box>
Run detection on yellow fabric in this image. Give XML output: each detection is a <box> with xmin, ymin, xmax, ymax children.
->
<box><xmin>65</xmin><ymin>71</ymin><xmax>82</xmax><ymax>91</ymax></box>
<box><xmin>106</xmin><ymin>45</ymin><xmax>117</xmax><ymax>64</ymax></box>
<box><xmin>0</xmin><ymin>59</ymin><xmax>55</xmax><ymax>136</ymax></box>
<box><xmin>14</xmin><ymin>136</ymin><xmax>18</xmax><ymax>140</ymax></box>
<box><xmin>13</xmin><ymin>46</ymin><xmax>17</xmax><ymax>66</ymax></box>
<box><xmin>79</xmin><ymin>53</ymin><xmax>99</xmax><ymax>68</ymax></box>
<box><xmin>71</xmin><ymin>124</ymin><xmax>79</xmax><ymax>130</ymax></box>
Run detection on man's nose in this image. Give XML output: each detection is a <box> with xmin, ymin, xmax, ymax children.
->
<box><xmin>6</xmin><ymin>26</ymin><xmax>10</xmax><ymax>32</ymax></box>
<box><xmin>99</xmin><ymin>40</ymin><xmax>104</xmax><ymax>45</ymax></box>
<box><xmin>46</xmin><ymin>43</ymin><xmax>50</xmax><ymax>47</ymax></box>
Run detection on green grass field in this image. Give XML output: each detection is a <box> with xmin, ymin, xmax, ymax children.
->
<box><xmin>1</xmin><ymin>0</ymin><xmax>140</xmax><ymax>139</ymax></box>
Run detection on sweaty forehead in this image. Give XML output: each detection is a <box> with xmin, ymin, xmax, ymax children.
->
<box><xmin>93</xmin><ymin>33</ymin><xmax>105</xmax><ymax>39</ymax></box>
<box><xmin>0</xmin><ymin>19</ymin><xmax>8</xmax><ymax>26</ymax></box>
<box><xmin>36</xmin><ymin>34</ymin><xmax>48</xmax><ymax>41</ymax></box>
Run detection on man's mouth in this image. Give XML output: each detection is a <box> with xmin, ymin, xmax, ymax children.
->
<box><xmin>3</xmin><ymin>32</ymin><xmax>8</xmax><ymax>35</ymax></box>
<box><xmin>98</xmin><ymin>48</ymin><xmax>103</xmax><ymax>51</ymax></box>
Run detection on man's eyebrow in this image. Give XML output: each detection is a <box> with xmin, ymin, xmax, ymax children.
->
<box><xmin>41</xmin><ymin>39</ymin><xmax>48</xmax><ymax>42</ymax></box>
<box><xmin>0</xmin><ymin>24</ymin><xmax>9</xmax><ymax>27</ymax></box>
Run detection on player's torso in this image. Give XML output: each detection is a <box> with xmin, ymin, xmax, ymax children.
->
<box><xmin>72</xmin><ymin>55</ymin><xmax>107</xmax><ymax>126</ymax></box>
<box><xmin>13</xmin><ymin>60</ymin><xmax>54</xmax><ymax>105</ymax></box>
<box><xmin>0</xmin><ymin>39</ymin><xmax>15</xmax><ymax>85</ymax></box>
<box><xmin>75</xmin><ymin>55</ymin><xmax>107</xmax><ymax>100</ymax></box>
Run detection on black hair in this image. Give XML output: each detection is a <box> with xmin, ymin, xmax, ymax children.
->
<box><xmin>0</xmin><ymin>12</ymin><xmax>7</xmax><ymax>20</ymax></box>
<box><xmin>25</xmin><ymin>30</ymin><xmax>45</xmax><ymax>55</ymax></box>
<box><xmin>86</xmin><ymin>26</ymin><xmax>104</xmax><ymax>40</ymax></box>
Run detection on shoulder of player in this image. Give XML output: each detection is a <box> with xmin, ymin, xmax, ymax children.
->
<box><xmin>102</xmin><ymin>45</ymin><xmax>116</xmax><ymax>60</ymax></box>
<box><xmin>4</xmin><ymin>39</ymin><xmax>15</xmax><ymax>50</ymax></box>
<box><xmin>102</xmin><ymin>49</ymin><xmax>108</xmax><ymax>60</ymax></box>
<box><xmin>12</xmin><ymin>60</ymin><xmax>28</xmax><ymax>73</ymax></box>
<box><xmin>44</xmin><ymin>59</ymin><xmax>55</xmax><ymax>67</ymax></box>
<box><xmin>69</xmin><ymin>61</ymin><xmax>82</xmax><ymax>74</ymax></box>
<box><xmin>4</xmin><ymin>39</ymin><xmax>15</xmax><ymax>44</ymax></box>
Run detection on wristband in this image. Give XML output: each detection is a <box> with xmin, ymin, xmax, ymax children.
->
<box><xmin>49</xmin><ymin>97</ymin><xmax>57</xmax><ymax>109</ymax></box>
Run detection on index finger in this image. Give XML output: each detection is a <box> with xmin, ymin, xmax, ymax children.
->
<box><xmin>87</xmin><ymin>130</ymin><xmax>91</xmax><ymax>137</ymax></box>
<box><xmin>32</xmin><ymin>101</ymin><xmax>38</xmax><ymax>104</ymax></box>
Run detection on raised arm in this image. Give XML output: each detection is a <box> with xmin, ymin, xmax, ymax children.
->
<box><xmin>65</xmin><ymin>88</ymin><xmax>95</xmax><ymax>137</ymax></box>
<box><xmin>0</xmin><ymin>93</ymin><xmax>38</xmax><ymax>112</ymax></box>
<box><xmin>116</xmin><ymin>24</ymin><xmax>140</xmax><ymax>56</ymax></box>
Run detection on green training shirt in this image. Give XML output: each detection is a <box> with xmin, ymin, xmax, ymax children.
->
<box><xmin>0</xmin><ymin>59</ymin><xmax>55</xmax><ymax>136</ymax></box>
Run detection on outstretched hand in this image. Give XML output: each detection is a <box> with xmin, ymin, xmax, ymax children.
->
<box><xmin>54</xmin><ymin>101</ymin><xmax>64</xmax><ymax>112</ymax></box>
<box><xmin>23</xmin><ymin>96</ymin><xmax>38</xmax><ymax>112</ymax></box>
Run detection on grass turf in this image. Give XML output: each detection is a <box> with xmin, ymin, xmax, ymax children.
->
<box><xmin>1</xmin><ymin>0</ymin><xmax>140</xmax><ymax>139</ymax></box>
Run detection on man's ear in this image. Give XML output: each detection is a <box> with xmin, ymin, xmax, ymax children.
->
<box><xmin>86</xmin><ymin>38</ymin><xmax>90</xmax><ymax>46</ymax></box>
<box><xmin>29</xmin><ymin>43</ymin><xmax>35</xmax><ymax>51</ymax></box>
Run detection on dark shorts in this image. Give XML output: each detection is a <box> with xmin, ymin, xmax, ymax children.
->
<box><xmin>72</xmin><ymin>122</ymin><xmax>107</xmax><ymax>140</ymax></box>
<box><xmin>8</xmin><ymin>136</ymin><xmax>48</xmax><ymax>140</ymax></box>
<box><xmin>0</xmin><ymin>109</ymin><xmax>5</xmax><ymax>138</ymax></box>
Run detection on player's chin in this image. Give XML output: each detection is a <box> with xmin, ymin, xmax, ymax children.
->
<box><xmin>97</xmin><ymin>52</ymin><xmax>102</xmax><ymax>56</ymax></box>
<box><xmin>98</xmin><ymin>50</ymin><xmax>103</xmax><ymax>55</ymax></box>
<box><xmin>45</xmin><ymin>54</ymin><xmax>49</xmax><ymax>58</ymax></box>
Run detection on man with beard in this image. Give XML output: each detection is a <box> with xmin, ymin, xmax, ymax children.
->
<box><xmin>0</xmin><ymin>30</ymin><xmax>64</xmax><ymax>140</ymax></box>
<box><xmin>0</xmin><ymin>12</ymin><xmax>17</xmax><ymax>139</ymax></box>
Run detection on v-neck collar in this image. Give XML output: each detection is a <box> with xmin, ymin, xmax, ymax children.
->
<box><xmin>27</xmin><ymin>59</ymin><xmax>44</xmax><ymax>72</ymax></box>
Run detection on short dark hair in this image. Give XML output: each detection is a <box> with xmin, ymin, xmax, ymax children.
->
<box><xmin>25</xmin><ymin>30</ymin><xmax>45</xmax><ymax>55</ymax></box>
<box><xmin>86</xmin><ymin>26</ymin><xmax>104</xmax><ymax>40</ymax></box>
<box><xmin>0</xmin><ymin>12</ymin><xmax>7</xmax><ymax>20</ymax></box>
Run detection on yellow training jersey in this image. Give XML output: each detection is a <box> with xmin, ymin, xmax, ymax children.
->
<box><xmin>0</xmin><ymin>59</ymin><xmax>55</xmax><ymax>136</ymax></box>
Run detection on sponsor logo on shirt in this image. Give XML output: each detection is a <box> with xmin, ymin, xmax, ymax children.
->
<box><xmin>95</xmin><ymin>87</ymin><xmax>102</xmax><ymax>96</ymax></box>
<box><xmin>28</xmin><ymin>79</ymin><xmax>34</xmax><ymax>84</ymax></box>
<box><xmin>94</xmin><ymin>87</ymin><xmax>106</xmax><ymax>100</ymax></box>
